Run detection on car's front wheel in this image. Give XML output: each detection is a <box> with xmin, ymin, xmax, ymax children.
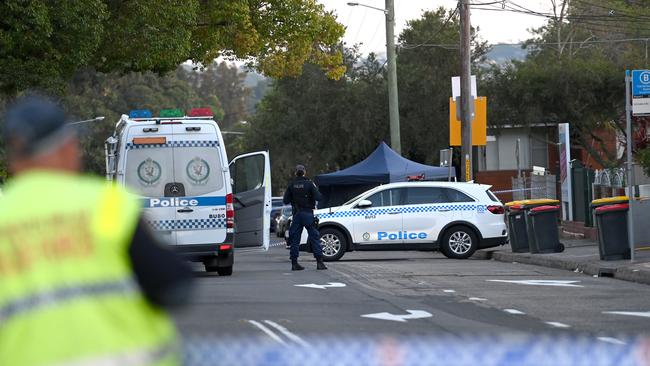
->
<box><xmin>440</xmin><ymin>226</ymin><xmax>478</xmax><ymax>259</ymax></box>
<box><xmin>319</xmin><ymin>228</ymin><xmax>347</xmax><ymax>261</ymax></box>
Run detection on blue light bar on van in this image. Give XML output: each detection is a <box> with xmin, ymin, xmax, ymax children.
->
<box><xmin>129</xmin><ymin>109</ymin><xmax>153</xmax><ymax>118</ymax></box>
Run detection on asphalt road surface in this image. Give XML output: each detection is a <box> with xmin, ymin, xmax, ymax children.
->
<box><xmin>173</xmin><ymin>237</ymin><xmax>650</xmax><ymax>348</ymax></box>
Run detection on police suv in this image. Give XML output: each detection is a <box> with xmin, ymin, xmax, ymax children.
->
<box><xmin>105</xmin><ymin>108</ymin><xmax>271</xmax><ymax>275</ymax></box>
<box><xmin>295</xmin><ymin>182</ymin><xmax>507</xmax><ymax>261</ymax></box>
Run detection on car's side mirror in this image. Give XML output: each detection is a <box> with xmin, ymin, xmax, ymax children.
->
<box><xmin>357</xmin><ymin>199</ymin><xmax>372</xmax><ymax>209</ymax></box>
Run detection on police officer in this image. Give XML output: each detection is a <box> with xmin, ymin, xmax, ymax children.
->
<box><xmin>283</xmin><ymin>164</ymin><xmax>327</xmax><ymax>271</ymax></box>
<box><xmin>0</xmin><ymin>96</ymin><xmax>192</xmax><ymax>366</ymax></box>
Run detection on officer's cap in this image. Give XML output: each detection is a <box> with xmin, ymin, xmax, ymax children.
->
<box><xmin>2</xmin><ymin>95</ymin><xmax>72</xmax><ymax>156</ymax></box>
<box><xmin>295</xmin><ymin>164</ymin><xmax>306</xmax><ymax>173</ymax></box>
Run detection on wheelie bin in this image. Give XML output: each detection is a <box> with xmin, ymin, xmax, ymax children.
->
<box><xmin>518</xmin><ymin>199</ymin><xmax>560</xmax><ymax>253</ymax></box>
<box><xmin>590</xmin><ymin>196</ymin><xmax>628</xmax><ymax>227</ymax></box>
<box><xmin>594</xmin><ymin>203</ymin><xmax>631</xmax><ymax>260</ymax></box>
<box><xmin>505</xmin><ymin>202</ymin><xmax>529</xmax><ymax>253</ymax></box>
<box><xmin>527</xmin><ymin>205</ymin><xmax>565</xmax><ymax>253</ymax></box>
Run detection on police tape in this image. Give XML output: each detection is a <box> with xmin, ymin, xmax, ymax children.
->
<box><xmin>183</xmin><ymin>334</ymin><xmax>650</xmax><ymax>366</ymax></box>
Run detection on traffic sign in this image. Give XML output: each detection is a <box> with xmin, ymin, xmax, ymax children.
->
<box><xmin>632</xmin><ymin>70</ymin><xmax>650</xmax><ymax>96</ymax></box>
<box><xmin>449</xmin><ymin>97</ymin><xmax>487</xmax><ymax>146</ymax></box>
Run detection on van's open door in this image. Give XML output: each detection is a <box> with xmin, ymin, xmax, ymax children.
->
<box><xmin>229</xmin><ymin>151</ymin><xmax>271</xmax><ymax>250</ymax></box>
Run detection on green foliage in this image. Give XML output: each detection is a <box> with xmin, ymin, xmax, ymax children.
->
<box><xmin>0</xmin><ymin>0</ymin><xmax>345</xmax><ymax>96</ymax></box>
<box><xmin>0</xmin><ymin>0</ymin><xmax>108</xmax><ymax>95</ymax></box>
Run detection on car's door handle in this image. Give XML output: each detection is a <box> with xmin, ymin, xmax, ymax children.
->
<box><xmin>388</xmin><ymin>211</ymin><xmax>401</xmax><ymax>215</ymax></box>
<box><xmin>177</xmin><ymin>208</ymin><xmax>194</xmax><ymax>213</ymax></box>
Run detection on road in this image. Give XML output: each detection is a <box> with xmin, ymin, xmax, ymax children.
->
<box><xmin>173</xmin><ymin>238</ymin><xmax>650</xmax><ymax>364</ymax></box>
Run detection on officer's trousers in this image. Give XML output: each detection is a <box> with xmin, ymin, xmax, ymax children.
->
<box><xmin>288</xmin><ymin>210</ymin><xmax>323</xmax><ymax>260</ymax></box>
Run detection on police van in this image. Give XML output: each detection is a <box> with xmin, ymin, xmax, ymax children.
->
<box><xmin>105</xmin><ymin>108</ymin><xmax>271</xmax><ymax>275</ymax></box>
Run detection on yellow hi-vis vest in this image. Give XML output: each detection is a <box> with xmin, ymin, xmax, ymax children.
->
<box><xmin>0</xmin><ymin>171</ymin><xmax>179</xmax><ymax>366</ymax></box>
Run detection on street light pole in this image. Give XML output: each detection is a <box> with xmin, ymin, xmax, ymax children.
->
<box><xmin>460</xmin><ymin>0</ymin><xmax>472</xmax><ymax>182</ymax></box>
<box><xmin>347</xmin><ymin>1</ymin><xmax>401</xmax><ymax>155</ymax></box>
<box><xmin>385</xmin><ymin>0</ymin><xmax>401</xmax><ymax>155</ymax></box>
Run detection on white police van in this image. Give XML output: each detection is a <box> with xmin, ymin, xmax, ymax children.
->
<box><xmin>105</xmin><ymin>108</ymin><xmax>271</xmax><ymax>275</ymax></box>
<box><xmin>295</xmin><ymin>181</ymin><xmax>507</xmax><ymax>261</ymax></box>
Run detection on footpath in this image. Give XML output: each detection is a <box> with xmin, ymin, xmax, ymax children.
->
<box><xmin>479</xmin><ymin>238</ymin><xmax>650</xmax><ymax>286</ymax></box>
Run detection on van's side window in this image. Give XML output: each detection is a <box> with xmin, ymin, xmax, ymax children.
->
<box><xmin>232</xmin><ymin>154</ymin><xmax>265</xmax><ymax>194</ymax></box>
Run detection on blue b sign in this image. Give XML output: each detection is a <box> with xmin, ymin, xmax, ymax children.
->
<box><xmin>632</xmin><ymin>70</ymin><xmax>650</xmax><ymax>96</ymax></box>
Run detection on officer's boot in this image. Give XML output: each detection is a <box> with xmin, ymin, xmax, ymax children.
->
<box><xmin>316</xmin><ymin>257</ymin><xmax>328</xmax><ymax>270</ymax></box>
<box><xmin>291</xmin><ymin>260</ymin><xmax>304</xmax><ymax>271</ymax></box>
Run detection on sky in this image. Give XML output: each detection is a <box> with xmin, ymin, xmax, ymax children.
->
<box><xmin>318</xmin><ymin>0</ymin><xmax>553</xmax><ymax>55</ymax></box>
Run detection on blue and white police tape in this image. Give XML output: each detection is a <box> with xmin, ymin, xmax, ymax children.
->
<box><xmin>183</xmin><ymin>334</ymin><xmax>649</xmax><ymax>366</ymax></box>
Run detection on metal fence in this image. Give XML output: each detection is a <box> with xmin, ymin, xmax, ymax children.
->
<box><xmin>511</xmin><ymin>174</ymin><xmax>557</xmax><ymax>201</ymax></box>
<box><xmin>593</xmin><ymin>168</ymin><xmax>626</xmax><ymax>199</ymax></box>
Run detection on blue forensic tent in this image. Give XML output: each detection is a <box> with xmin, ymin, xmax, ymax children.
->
<box><xmin>315</xmin><ymin>142</ymin><xmax>455</xmax><ymax>207</ymax></box>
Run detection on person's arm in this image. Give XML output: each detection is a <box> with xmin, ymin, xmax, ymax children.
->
<box><xmin>311</xmin><ymin>181</ymin><xmax>323</xmax><ymax>202</ymax></box>
<box><xmin>128</xmin><ymin>217</ymin><xmax>193</xmax><ymax>308</ymax></box>
<box><xmin>283</xmin><ymin>184</ymin><xmax>292</xmax><ymax>205</ymax></box>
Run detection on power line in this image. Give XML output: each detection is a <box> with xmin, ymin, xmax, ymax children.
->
<box><xmin>401</xmin><ymin>6</ymin><xmax>460</xmax><ymax>50</ymax></box>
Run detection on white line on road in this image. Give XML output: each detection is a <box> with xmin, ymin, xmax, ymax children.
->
<box><xmin>598</xmin><ymin>337</ymin><xmax>627</xmax><ymax>345</ymax></box>
<box><xmin>247</xmin><ymin>320</ymin><xmax>287</xmax><ymax>345</ymax></box>
<box><xmin>603</xmin><ymin>311</ymin><xmax>650</xmax><ymax>318</ymax></box>
<box><xmin>264</xmin><ymin>320</ymin><xmax>309</xmax><ymax>347</ymax></box>
<box><xmin>469</xmin><ymin>297</ymin><xmax>487</xmax><ymax>301</ymax></box>
<box><xmin>294</xmin><ymin>282</ymin><xmax>346</xmax><ymax>289</ymax></box>
<box><xmin>503</xmin><ymin>309</ymin><xmax>525</xmax><ymax>315</ymax></box>
<box><xmin>443</xmin><ymin>289</ymin><xmax>456</xmax><ymax>293</ymax></box>
<box><xmin>487</xmin><ymin>280</ymin><xmax>584</xmax><ymax>288</ymax></box>
<box><xmin>545</xmin><ymin>321</ymin><xmax>571</xmax><ymax>328</ymax></box>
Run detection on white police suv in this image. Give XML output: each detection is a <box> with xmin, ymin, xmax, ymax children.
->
<box><xmin>296</xmin><ymin>182</ymin><xmax>507</xmax><ymax>261</ymax></box>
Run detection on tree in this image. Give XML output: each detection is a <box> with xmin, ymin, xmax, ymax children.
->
<box><xmin>0</xmin><ymin>0</ymin><xmax>346</xmax><ymax>96</ymax></box>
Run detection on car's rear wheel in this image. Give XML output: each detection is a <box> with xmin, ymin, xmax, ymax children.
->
<box><xmin>440</xmin><ymin>226</ymin><xmax>478</xmax><ymax>259</ymax></box>
<box><xmin>319</xmin><ymin>228</ymin><xmax>347</xmax><ymax>261</ymax></box>
<box><xmin>216</xmin><ymin>266</ymin><xmax>233</xmax><ymax>276</ymax></box>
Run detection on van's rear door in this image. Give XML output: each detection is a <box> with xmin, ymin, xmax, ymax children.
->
<box><xmin>229</xmin><ymin>151</ymin><xmax>271</xmax><ymax>250</ymax></box>
<box><xmin>171</xmin><ymin>123</ymin><xmax>228</xmax><ymax>246</ymax></box>
<box><xmin>123</xmin><ymin>125</ymin><xmax>177</xmax><ymax>246</ymax></box>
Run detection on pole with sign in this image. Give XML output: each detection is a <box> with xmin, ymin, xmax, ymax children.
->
<box><xmin>558</xmin><ymin>123</ymin><xmax>573</xmax><ymax>221</ymax></box>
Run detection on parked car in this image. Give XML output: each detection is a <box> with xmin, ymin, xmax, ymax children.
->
<box><xmin>294</xmin><ymin>181</ymin><xmax>507</xmax><ymax>261</ymax></box>
<box><xmin>270</xmin><ymin>197</ymin><xmax>284</xmax><ymax>232</ymax></box>
<box><xmin>276</xmin><ymin>206</ymin><xmax>293</xmax><ymax>237</ymax></box>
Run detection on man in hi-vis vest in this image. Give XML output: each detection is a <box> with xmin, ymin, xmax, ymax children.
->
<box><xmin>0</xmin><ymin>95</ymin><xmax>193</xmax><ymax>366</ymax></box>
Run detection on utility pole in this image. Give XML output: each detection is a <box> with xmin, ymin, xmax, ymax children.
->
<box><xmin>385</xmin><ymin>0</ymin><xmax>401</xmax><ymax>155</ymax></box>
<box><xmin>459</xmin><ymin>0</ymin><xmax>472</xmax><ymax>182</ymax></box>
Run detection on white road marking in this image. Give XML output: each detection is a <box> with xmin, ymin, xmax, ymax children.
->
<box><xmin>487</xmin><ymin>280</ymin><xmax>584</xmax><ymax>288</ymax></box>
<box><xmin>603</xmin><ymin>311</ymin><xmax>650</xmax><ymax>318</ymax></box>
<box><xmin>469</xmin><ymin>297</ymin><xmax>487</xmax><ymax>301</ymax></box>
<box><xmin>598</xmin><ymin>337</ymin><xmax>627</xmax><ymax>345</ymax></box>
<box><xmin>361</xmin><ymin>310</ymin><xmax>433</xmax><ymax>322</ymax></box>
<box><xmin>294</xmin><ymin>282</ymin><xmax>347</xmax><ymax>290</ymax></box>
<box><xmin>247</xmin><ymin>320</ymin><xmax>287</xmax><ymax>345</ymax></box>
<box><xmin>504</xmin><ymin>309</ymin><xmax>525</xmax><ymax>315</ymax></box>
<box><xmin>545</xmin><ymin>321</ymin><xmax>571</xmax><ymax>328</ymax></box>
<box><xmin>443</xmin><ymin>289</ymin><xmax>456</xmax><ymax>293</ymax></box>
<box><xmin>264</xmin><ymin>320</ymin><xmax>309</xmax><ymax>347</ymax></box>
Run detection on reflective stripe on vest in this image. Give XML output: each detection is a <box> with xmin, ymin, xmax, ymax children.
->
<box><xmin>0</xmin><ymin>278</ymin><xmax>138</xmax><ymax>323</ymax></box>
<box><xmin>51</xmin><ymin>342</ymin><xmax>177</xmax><ymax>366</ymax></box>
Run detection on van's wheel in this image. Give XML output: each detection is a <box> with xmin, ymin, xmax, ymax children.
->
<box><xmin>441</xmin><ymin>226</ymin><xmax>478</xmax><ymax>259</ymax></box>
<box><xmin>319</xmin><ymin>228</ymin><xmax>347</xmax><ymax>261</ymax></box>
<box><xmin>217</xmin><ymin>266</ymin><xmax>233</xmax><ymax>276</ymax></box>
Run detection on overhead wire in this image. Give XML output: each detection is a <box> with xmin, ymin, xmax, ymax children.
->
<box><xmin>400</xmin><ymin>5</ymin><xmax>460</xmax><ymax>50</ymax></box>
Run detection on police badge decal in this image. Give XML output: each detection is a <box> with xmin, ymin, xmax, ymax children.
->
<box><xmin>186</xmin><ymin>157</ymin><xmax>210</xmax><ymax>184</ymax></box>
<box><xmin>137</xmin><ymin>158</ymin><xmax>162</xmax><ymax>185</ymax></box>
